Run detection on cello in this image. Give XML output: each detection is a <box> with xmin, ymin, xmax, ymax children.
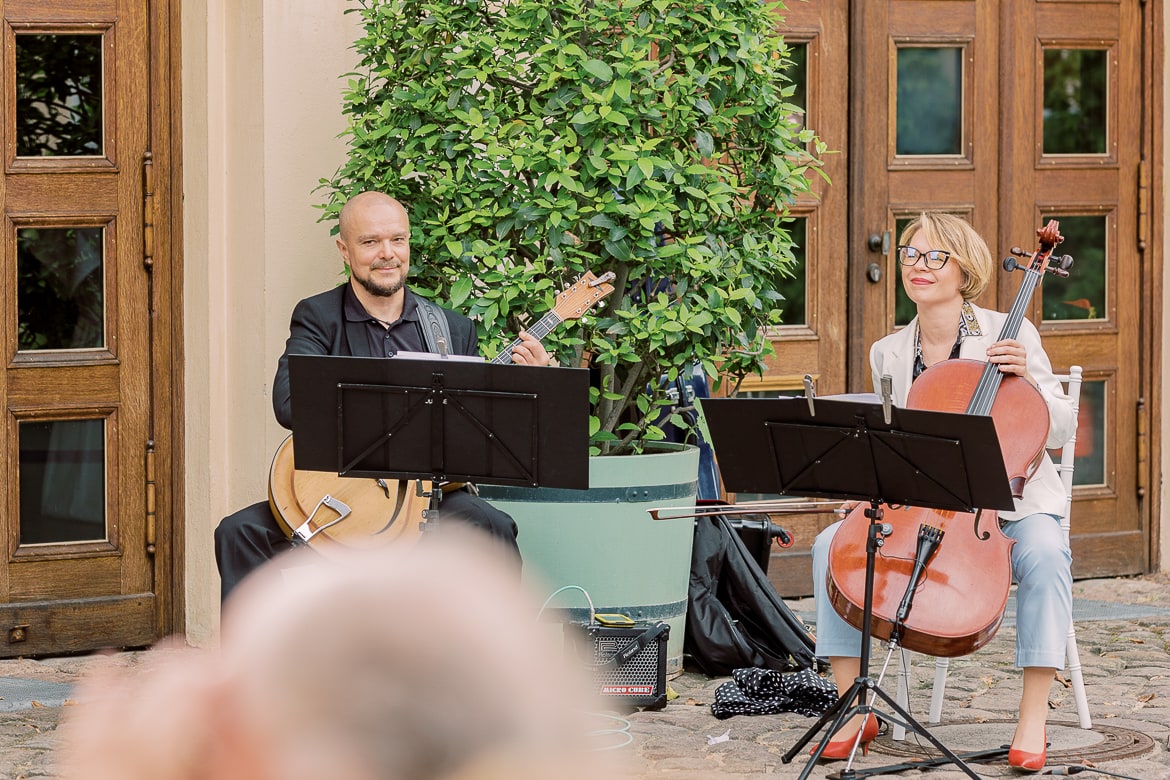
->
<box><xmin>826</xmin><ymin>221</ymin><xmax>1073</xmax><ymax>658</ymax></box>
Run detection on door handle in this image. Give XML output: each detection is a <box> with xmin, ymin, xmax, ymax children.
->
<box><xmin>867</xmin><ymin>230</ymin><xmax>891</xmax><ymax>255</ymax></box>
<box><xmin>866</xmin><ymin>230</ymin><xmax>890</xmax><ymax>283</ymax></box>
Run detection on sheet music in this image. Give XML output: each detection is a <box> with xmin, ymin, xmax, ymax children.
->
<box><xmin>819</xmin><ymin>393</ymin><xmax>882</xmax><ymax>404</ymax></box>
<box><xmin>390</xmin><ymin>350</ymin><xmax>485</xmax><ymax>363</ymax></box>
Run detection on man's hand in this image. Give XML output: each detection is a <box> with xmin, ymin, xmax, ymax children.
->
<box><xmin>510</xmin><ymin>330</ymin><xmax>550</xmax><ymax>366</ymax></box>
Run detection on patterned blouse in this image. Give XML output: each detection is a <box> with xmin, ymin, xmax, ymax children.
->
<box><xmin>912</xmin><ymin>300</ymin><xmax>983</xmax><ymax>381</ymax></box>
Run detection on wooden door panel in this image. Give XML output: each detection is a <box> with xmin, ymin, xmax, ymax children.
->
<box><xmin>852</xmin><ymin>0</ymin><xmax>1001</xmax><ymax>382</ymax></box>
<box><xmin>0</xmin><ymin>0</ymin><xmax>162</xmax><ymax>655</ymax></box>
<box><xmin>742</xmin><ymin>0</ymin><xmax>849</xmax><ymax>400</ymax></box>
<box><xmin>3</xmin><ymin>0</ymin><xmax>117</xmax><ymax>25</ymax></box>
<box><xmin>1005</xmin><ymin>0</ymin><xmax>1146</xmax><ymax>577</ymax></box>
<box><xmin>3</xmin><ymin>174</ymin><xmax>119</xmax><ymax>205</ymax></box>
<box><xmin>6</xmin><ymin>366</ymin><xmax>120</xmax><ymax>398</ymax></box>
<box><xmin>759</xmin><ymin>0</ymin><xmax>1154</xmax><ymax>597</ymax></box>
<box><xmin>9</xmin><ymin>559</ymin><xmax>124</xmax><ymax>600</ymax></box>
<box><xmin>0</xmin><ymin>595</ymin><xmax>156</xmax><ymax>656</ymax></box>
<box><xmin>738</xmin><ymin>1</ymin><xmax>849</xmax><ymax>597</ymax></box>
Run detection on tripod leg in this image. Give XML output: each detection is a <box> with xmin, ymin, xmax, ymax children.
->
<box><xmin>824</xmin><ymin>745</ymin><xmax>1011</xmax><ymax>780</ymax></box>
<box><xmin>865</xmin><ymin>683</ymin><xmax>982</xmax><ymax>779</ymax></box>
<box><xmin>781</xmin><ymin>678</ymin><xmax>867</xmax><ymax>775</ymax></box>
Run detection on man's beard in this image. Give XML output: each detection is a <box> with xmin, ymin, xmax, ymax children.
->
<box><xmin>353</xmin><ymin>267</ymin><xmax>406</xmax><ymax>298</ymax></box>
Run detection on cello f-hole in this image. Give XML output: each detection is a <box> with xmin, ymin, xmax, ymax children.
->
<box><xmin>973</xmin><ymin>509</ymin><xmax>990</xmax><ymax>541</ymax></box>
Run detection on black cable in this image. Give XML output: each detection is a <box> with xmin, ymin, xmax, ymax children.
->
<box><xmin>1040</xmin><ymin>766</ymin><xmax>1143</xmax><ymax>779</ymax></box>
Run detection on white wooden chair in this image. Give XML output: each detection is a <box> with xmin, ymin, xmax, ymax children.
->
<box><xmin>893</xmin><ymin>366</ymin><xmax>1090</xmax><ymax>738</ymax></box>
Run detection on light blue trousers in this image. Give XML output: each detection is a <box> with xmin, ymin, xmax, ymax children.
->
<box><xmin>812</xmin><ymin>513</ymin><xmax>1072</xmax><ymax>669</ymax></box>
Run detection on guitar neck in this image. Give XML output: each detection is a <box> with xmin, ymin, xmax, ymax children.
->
<box><xmin>489</xmin><ymin>310</ymin><xmax>564</xmax><ymax>365</ymax></box>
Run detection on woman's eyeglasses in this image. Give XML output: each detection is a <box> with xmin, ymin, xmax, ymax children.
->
<box><xmin>897</xmin><ymin>245</ymin><xmax>952</xmax><ymax>270</ymax></box>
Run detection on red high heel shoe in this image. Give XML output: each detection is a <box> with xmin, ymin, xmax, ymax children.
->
<box><xmin>1007</xmin><ymin>728</ymin><xmax>1047</xmax><ymax>772</ymax></box>
<box><xmin>810</xmin><ymin>715</ymin><xmax>881</xmax><ymax>760</ymax></box>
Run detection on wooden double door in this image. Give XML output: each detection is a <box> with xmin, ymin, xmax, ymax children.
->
<box><xmin>749</xmin><ymin>0</ymin><xmax>1158</xmax><ymax>595</ymax></box>
<box><xmin>0</xmin><ymin>0</ymin><xmax>177</xmax><ymax>654</ymax></box>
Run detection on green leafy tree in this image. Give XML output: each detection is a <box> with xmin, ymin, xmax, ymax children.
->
<box><xmin>323</xmin><ymin>0</ymin><xmax>825</xmax><ymax>455</ymax></box>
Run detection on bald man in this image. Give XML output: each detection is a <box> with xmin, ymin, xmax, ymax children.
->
<box><xmin>214</xmin><ymin>192</ymin><xmax>548</xmax><ymax>603</ymax></box>
<box><xmin>63</xmin><ymin>534</ymin><xmax>606</xmax><ymax>780</ymax></box>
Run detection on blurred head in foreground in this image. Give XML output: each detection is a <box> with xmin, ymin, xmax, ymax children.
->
<box><xmin>59</xmin><ymin>530</ymin><xmax>605</xmax><ymax>780</ymax></box>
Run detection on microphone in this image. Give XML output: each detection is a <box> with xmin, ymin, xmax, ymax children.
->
<box><xmin>802</xmin><ymin>374</ymin><xmax>816</xmax><ymax>415</ymax></box>
<box><xmin>880</xmin><ymin>374</ymin><xmax>893</xmax><ymax>424</ymax></box>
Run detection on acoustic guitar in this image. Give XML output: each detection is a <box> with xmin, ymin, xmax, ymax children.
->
<box><xmin>267</xmin><ymin>270</ymin><xmax>616</xmax><ymax>554</ymax></box>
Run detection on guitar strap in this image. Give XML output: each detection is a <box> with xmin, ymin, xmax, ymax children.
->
<box><xmin>416</xmin><ymin>298</ymin><xmax>453</xmax><ymax>356</ymax></box>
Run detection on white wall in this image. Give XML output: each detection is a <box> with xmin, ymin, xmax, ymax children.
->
<box><xmin>182</xmin><ymin>0</ymin><xmax>359</xmax><ymax>642</ymax></box>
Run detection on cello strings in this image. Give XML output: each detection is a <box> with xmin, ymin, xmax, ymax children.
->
<box><xmin>967</xmin><ymin>265</ymin><xmax>1042</xmax><ymax>416</ymax></box>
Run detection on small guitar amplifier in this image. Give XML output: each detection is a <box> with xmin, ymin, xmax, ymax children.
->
<box><xmin>569</xmin><ymin>619</ymin><xmax>669</xmax><ymax>710</ymax></box>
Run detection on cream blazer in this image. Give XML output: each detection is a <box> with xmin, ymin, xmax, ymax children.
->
<box><xmin>868</xmin><ymin>303</ymin><xmax>1076</xmax><ymax>522</ymax></box>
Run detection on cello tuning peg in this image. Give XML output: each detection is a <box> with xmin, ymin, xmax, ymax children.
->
<box><xmin>1043</xmin><ymin>255</ymin><xmax>1074</xmax><ymax>278</ymax></box>
<box><xmin>1002</xmin><ymin>257</ymin><xmax>1020</xmax><ymax>272</ymax></box>
<box><xmin>1010</xmin><ymin>246</ymin><xmax>1027</xmax><ymax>257</ymax></box>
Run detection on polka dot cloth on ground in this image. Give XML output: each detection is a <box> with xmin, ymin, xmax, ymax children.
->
<box><xmin>711</xmin><ymin>667</ymin><xmax>838</xmax><ymax>719</ymax></box>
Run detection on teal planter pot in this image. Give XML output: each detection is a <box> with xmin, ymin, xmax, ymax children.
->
<box><xmin>478</xmin><ymin>444</ymin><xmax>699</xmax><ymax>676</ymax></box>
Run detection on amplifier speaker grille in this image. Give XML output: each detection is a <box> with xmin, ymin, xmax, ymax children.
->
<box><xmin>570</xmin><ymin>621</ymin><xmax>669</xmax><ymax>710</ymax></box>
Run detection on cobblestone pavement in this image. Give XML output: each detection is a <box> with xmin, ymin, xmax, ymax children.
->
<box><xmin>2</xmin><ymin>574</ymin><xmax>1169</xmax><ymax>779</ymax></box>
<box><xmin>614</xmin><ymin>573</ymin><xmax>1170</xmax><ymax>779</ymax></box>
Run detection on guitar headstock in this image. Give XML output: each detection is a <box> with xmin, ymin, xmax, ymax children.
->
<box><xmin>553</xmin><ymin>271</ymin><xmax>616</xmax><ymax>322</ymax></box>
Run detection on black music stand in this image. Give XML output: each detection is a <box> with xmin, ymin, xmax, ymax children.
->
<box><xmin>702</xmin><ymin>395</ymin><xmax>1015</xmax><ymax>780</ymax></box>
<box><xmin>287</xmin><ymin>354</ymin><xmax>589</xmax><ymax>527</ymax></box>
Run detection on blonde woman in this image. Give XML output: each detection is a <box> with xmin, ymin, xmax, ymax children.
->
<box><xmin>810</xmin><ymin>212</ymin><xmax>1076</xmax><ymax>772</ymax></box>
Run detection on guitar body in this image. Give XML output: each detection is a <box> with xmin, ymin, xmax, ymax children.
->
<box><xmin>268</xmin><ymin>435</ymin><xmax>426</xmax><ymax>554</ymax></box>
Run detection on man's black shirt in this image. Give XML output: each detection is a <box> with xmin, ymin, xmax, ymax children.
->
<box><xmin>344</xmin><ymin>284</ymin><xmax>428</xmax><ymax>357</ymax></box>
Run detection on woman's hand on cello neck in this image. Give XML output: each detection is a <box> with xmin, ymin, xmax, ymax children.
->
<box><xmin>985</xmin><ymin>338</ymin><xmax>1038</xmax><ymax>387</ymax></box>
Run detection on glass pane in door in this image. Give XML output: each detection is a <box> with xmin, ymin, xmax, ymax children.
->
<box><xmin>1048</xmin><ymin>379</ymin><xmax>1105</xmax><ymax>487</ymax></box>
<box><xmin>17</xmin><ymin>227</ymin><xmax>105</xmax><ymax>350</ymax></box>
<box><xmin>19</xmin><ymin>419</ymin><xmax>107</xmax><ymax>544</ymax></box>
<box><xmin>896</xmin><ymin>47</ymin><xmax>963</xmax><ymax>156</ymax></box>
<box><xmin>1072</xmin><ymin>379</ymin><xmax>1105</xmax><ymax>486</ymax></box>
<box><xmin>1039</xmin><ymin>214</ymin><xmax>1106</xmax><ymax>322</ymax></box>
<box><xmin>1042</xmin><ymin>49</ymin><xmax>1107</xmax><ymax>155</ymax></box>
<box><xmin>15</xmin><ymin>34</ymin><xmax>104</xmax><ymax>157</ymax></box>
<box><xmin>777</xmin><ymin>217</ymin><xmax>807</xmax><ymax>326</ymax></box>
<box><xmin>785</xmin><ymin>42</ymin><xmax>807</xmax><ymax>129</ymax></box>
<box><xmin>894</xmin><ymin>217</ymin><xmax>915</xmax><ymax>327</ymax></box>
